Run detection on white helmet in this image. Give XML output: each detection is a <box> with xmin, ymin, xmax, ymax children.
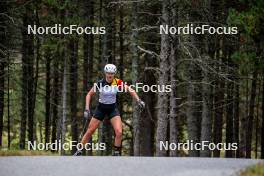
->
<box><xmin>104</xmin><ymin>64</ymin><xmax>117</xmax><ymax>74</ymax></box>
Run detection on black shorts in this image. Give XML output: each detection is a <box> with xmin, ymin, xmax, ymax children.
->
<box><xmin>93</xmin><ymin>103</ymin><xmax>120</xmax><ymax>121</ymax></box>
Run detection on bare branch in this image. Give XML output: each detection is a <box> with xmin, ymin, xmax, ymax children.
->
<box><xmin>137</xmin><ymin>45</ymin><xmax>159</xmax><ymax>57</ymax></box>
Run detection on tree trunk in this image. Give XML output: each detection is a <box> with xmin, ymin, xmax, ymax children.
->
<box><xmin>0</xmin><ymin>0</ymin><xmax>8</xmax><ymax>147</ymax></box>
<box><xmin>98</xmin><ymin>0</ymin><xmax>114</xmax><ymax>155</ymax></box>
<box><xmin>246</xmin><ymin>41</ymin><xmax>260</xmax><ymax>158</ymax></box>
<box><xmin>186</xmin><ymin>49</ymin><xmax>202</xmax><ymax>157</ymax></box>
<box><xmin>246</xmin><ymin>63</ymin><xmax>258</xmax><ymax>158</ymax></box>
<box><xmin>82</xmin><ymin>0</ymin><xmax>94</xmax><ymax>156</ymax></box>
<box><xmin>186</xmin><ymin>1</ymin><xmax>203</xmax><ymax>157</ymax></box>
<box><xmin>101</xmin><ymin>0</ymin><xmax>114</xmax><ymax>66</ymax></box>
<box><xmin>135</xmin><ymin>2</ymin><xmax>159</xmax><ymax>156</ymax></box>
<box><xmin>7</xmin><ymin>52</ymin><xmax>10</xmax><ymax>148</ymax></box>
<box><xmin>27</xmin><ymin>30</ymin><xmax>35</xmax><ymax>145</ymax></box>
<box><xmin>240</xmin><ymin>79</ymin><xmax>248</xmax><ymax>158</ymax></box>
<box><xmin>141</xmin><ymin>61</ymin><xmax>156</xmax><ymax>156</ymax></box>
<box><xmin>200</xmin><ymin>66</ymin><xmax>213</xmax><ymax>157</ymax></box>
<box><xmin>118</xmin><ymin>5</ymin><xmax>124</xmax><ymax>118</ymax></box>
<box><xmin>130</xmin><ymin>1</ymin><xmax>140</xmax><ymax>156</ymax></box>
<box><xmin>97</xmin><ymin>0</ymin><xmax>103</xmax><ymax>75</ymax></box>
<box><xmin>187</xmin><ymin>78</ymin><xmax>201</xmax><ymax>157</ymax></box>
<box><xmin>83</xmin><ymin>0</ymin><xmax>94</xmax><ymax>98</ymax></box>
<box><xmin>200</xmin><ymin>0</ymin><xmax>214</xmax><ymax>158</ymax></box>
<box><xmin>0</xmin><ymin>48</ymin><xmax>4</xmax><ymax>148</ymax></box>
<box><xmin>233</xmin><ymin>78</ymin><xmax>240</xmax><ymax>158</ymax></box>
<box><xmin>51</xmin><ymin>53</ymin><xmax>60</xmax><ymax>147</ymax></box>
<box><xmin>31</xmin><ymin>2</ymin><xmax>40</xmax><ymax>143</ymax></box>
<box><xmin>45</xmin><ymin>50</ymin><xmax>51</xmax><ymax>144</ymax></box>
<box><xmin>60</xmin><ymin>47</ymin><xmax>67</xmax><ymax>155</ymax></box>
<box><xmin>20</xmin><ymin>3</ymin><xmax>34</xmax><ymax>149</ymax></box>
<box><xmin>225</xmin><ymin>68</ymin><xmax>234</xmax><ymax>158</ymax></box>
<box><xmin>58</xmin><ymin>8</ymin><xmax>67</xmax><ymax>155</ymax></box>
<box><xmin>213</xmin><ymin>0</ymin><xmax>227</xmax><ymax>158</ymax></box>
<box><xmin>169</xmin><ymin>1</ymin><xmax>178</xmax><ymax>157</ymax></box>
<box><xmin>261</xmin><ymin>75</ymin><xmax>264</xmax><ymax>159</ymax></box>
<box><xmin>213</xmin><ymin>75</ymin><xmax>225</xmax><ymax>157</ymax></box>
<box><xmin>155</xmin><ymin>0</ymin><xmax>170</xmax><ymax>156</ymax></box>
<box><xmin>39</xmin><ymin>121</ymin><xmax>43</xmax><ymax>143</ymax></box>
<box><xmin>255</xmin><ymin>79</ymin><xmax>261</xmax><ymax>158</ymax></box>
<box><xmin>69</xmin><ymin>39</ymin><xmax>79</xmax><ymax>154</ymax></box>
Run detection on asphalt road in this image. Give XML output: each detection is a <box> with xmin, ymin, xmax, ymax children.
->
<box><xmin>0</xmin><ymin>156</ymin><xmax>263</xmax><ymax>176</ymax></box>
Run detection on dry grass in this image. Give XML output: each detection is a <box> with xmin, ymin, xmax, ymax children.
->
<box><xmin>0</xmin><ymin>150</ymin><xmax>57</xmax><ymax>156</ymax></box>
<box><xmin>240</xmin><ymin>163</ymin><xmax>264</xmax><ymax>176</ymax></box>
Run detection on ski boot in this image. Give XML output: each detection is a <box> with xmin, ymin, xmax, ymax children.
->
<box><xmin>113</xmin><ymin>146</ymin><xmax>121</xmax><ymax>156</ymax></box>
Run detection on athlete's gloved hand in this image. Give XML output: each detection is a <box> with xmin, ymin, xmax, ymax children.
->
<box><xmin>137</xmin><ymin>99</ymin><xmax>145</xmax><ymax>110</ymax></box>
<box><xmin>84</xmin><ymin>109</ymin><xmax>90</xmax><ymax>119</ymax></box>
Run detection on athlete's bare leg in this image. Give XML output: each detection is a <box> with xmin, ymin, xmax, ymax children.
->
<box><xmin>81</xmin><ymin>117</ymin><xmax>101</xmax><ymax>145</ymax></box>
<box><xmin>110</xmin><ymin>116</ymin><xmax>123</xmax><ymax>147</ymax></box>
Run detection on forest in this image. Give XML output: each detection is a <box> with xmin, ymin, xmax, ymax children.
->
<box><xmin>0</xmin><ymin>0</ymin><xmax>264</xmax><ymax>158</ymax></box>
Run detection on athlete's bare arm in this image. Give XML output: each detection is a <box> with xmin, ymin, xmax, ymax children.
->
<box><xmin>86</xmin><ymin>87</ymin><xmax>96</xmax><ymax>110</ymax></box>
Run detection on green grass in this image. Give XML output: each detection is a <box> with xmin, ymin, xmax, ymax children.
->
<box><xmin>240</xmin><ymin>163</ymin><xmax>264</xmax><ymax>176</ymax></box>
<box><xmin>0</xmin><ymin>149</ymin><xmax>58</xmax><ymax>156</ymax></box>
